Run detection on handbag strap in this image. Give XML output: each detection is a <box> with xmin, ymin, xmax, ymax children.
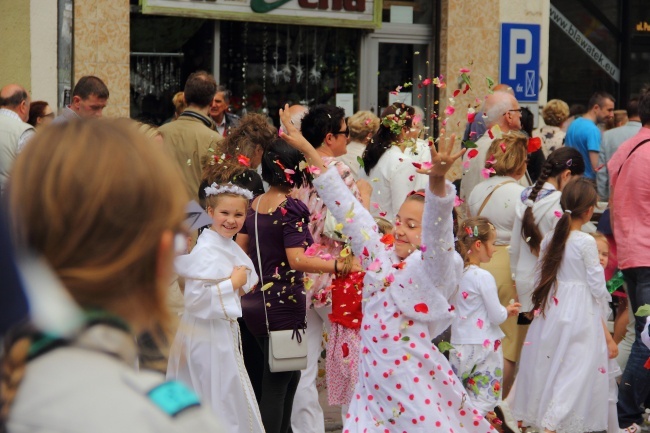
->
<box><xmin>616</xmin><ymin>138</ymin><xmax>650</xmax><ymax>178</ymax></box>
<box><xmin>254</xmin><ymin>195</ymin><xmax>271</xmax><ymax>336</ymax></box>
<box><xmin>476</xmin><ymin>180</ymin><xmax>516</xmax><ymax>216</ymax></box>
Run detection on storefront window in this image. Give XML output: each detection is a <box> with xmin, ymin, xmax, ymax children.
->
<box><xmin>548</xmin><ymin>1</ymin><xmax>619</xmax><ymax>106</ymax></box>
<box><xmin>130</xmin><ymin>14</ymin><xmax>213</xmax><ymax>124</ymax></box>
<box><xmin>219</xmin><ymin>21</ymin><xmax>361</xmax><ymax>125</ymax></box>
<box><xmin>381</xmin><ymin>0</ymin><xmax>433</xmax><ymax>25</ymax></box>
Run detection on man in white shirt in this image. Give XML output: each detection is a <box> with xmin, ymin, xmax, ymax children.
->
<box><xmin>459</xmin><ymin>91</ymin><xmax>522</xmax><ymax>208</ymax></box>
<box><xmin>0</xmin><ymin>84</ymin><xmax>35</xmax><ymax>192</ymax></box>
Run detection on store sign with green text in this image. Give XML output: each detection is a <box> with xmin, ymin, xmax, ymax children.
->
<box><xmin>141</xmin><ymin>0</ymin><xmax>382</xmax><ymax>29</ymax></box>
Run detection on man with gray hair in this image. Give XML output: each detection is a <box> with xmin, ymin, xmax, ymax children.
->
<box><xmin>459</xmin><ymin>90</ymin><xmax>522</xmax><ymax>206</ymax></box>
<box><xmin>210</xmin><ymin>85</ymin><xmax>240</xmax><ymax>137</ymax></box>
<box><xmin>0</xmin><ymin>84</ymin><xmax>34</xmax><ymax>192</ymax></box>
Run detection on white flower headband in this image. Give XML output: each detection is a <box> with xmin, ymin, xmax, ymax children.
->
<box><xmin>204</xmin><ymin>182</ymin><xmax>253</xmax><ymax>200</ymax></box>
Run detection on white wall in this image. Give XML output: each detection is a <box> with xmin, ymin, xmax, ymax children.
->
<box><xmin>30</xmin><ymin>0</ymin><xmax>58</xmax><ymax>106</ymax></box>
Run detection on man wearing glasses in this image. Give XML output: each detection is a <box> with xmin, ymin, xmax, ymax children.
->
<box><xmin>566</xmin><ymin>91</ymin><xmax>615</xmax><ymax>181</ymax></box>
<box><xmin>460</xmin><ymin>90</ymin><xmax>523</xmax><ymax>208</ymax></box>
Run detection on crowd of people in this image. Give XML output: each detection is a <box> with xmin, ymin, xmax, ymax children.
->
<box><xmin>1</xmin><ymin>69</ymin><xmax>650</xmax><ymax>433</ymax></box>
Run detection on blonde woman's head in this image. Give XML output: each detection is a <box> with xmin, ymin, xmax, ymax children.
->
<box><xmin>9</xmin><ymin>119</ymin><xmax>187</xmax><ymax>332</ymax></box>
<box><xmin>485</xmin><ymin>131</ymin><xmax>529</xmax><ymax>179</ymax></box>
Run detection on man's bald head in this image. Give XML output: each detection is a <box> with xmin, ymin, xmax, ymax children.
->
<box><xmin>0</xmin><ymin>84</ymin><xmax>31</xmax><ymax>122</ymax></box>
<box><xmin>492</xmin><ymin>84</ymin><xmax>514</xmax><ymax>95</ymax></box>
<box><xmin>484</xmin><ymin>91</ymin><xmax>521</xmax><ymax>132</ymax></box>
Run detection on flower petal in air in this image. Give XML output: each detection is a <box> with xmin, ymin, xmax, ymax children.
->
<box><xmin>467</xmin><ymin>149</ymin><xmax>479</xmax><ymax>160</ymax></box>
<box><xmin>445</xmin><ymin>105</ymin><xmax>455</xmax><ymax>116</ymax></box>
<box><xmin>414</xmin><ymin>303</ymin><xmax>429</xmax><ymax>314</ymax></box>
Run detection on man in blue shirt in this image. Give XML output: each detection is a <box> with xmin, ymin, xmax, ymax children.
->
<box><xmin>565</xmin><ymin>91</ymin><xmax>615</xmax><ymax>180</ymax></box>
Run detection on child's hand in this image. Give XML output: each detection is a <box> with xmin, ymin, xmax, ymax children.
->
<box><xmin>278</xmin><ymin>104</ymin><xmax>315</xmax><ymax>155</ymax></box>
<box><xmin>414</xmin><ymin>130</ymin><xmax>465</xmax><ymax>179</ymax></box>
<box><xmin>506</xmin><ymin>302</ymin><xmax>521</xmax><ymax>317</ymax></box>
<box><xmin>231</xmin><ymin>266</ymin><xmax>248</xmax><ymax>291</ymax></box>
<box><xmin>606</xmin><ymin>336</ymin><xmax>619</xmax><ymax>359</ymax></box>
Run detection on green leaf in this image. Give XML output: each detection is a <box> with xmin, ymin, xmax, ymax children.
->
<box><xmin>357</xmin><ymin>156</ymin><xmax>364</xmax><ymax>168</ymax></box>
<box><xmin>486</xmin><ymin>77</ymin><xmax>495</xmax><ymax>89</ymax></box>
<box><xmin>460</xmin><ymin>73</ymin><xmax>472</xmax><ymax>88</ymax></box>
<box><xmin>401</xmin><ymin>336</ymin><xmax>410</xmax><ymax>342</ymax></box>
<box><xmin>463</xmin><ymin>140</ymin><xmax>477</xmax><ymax>149</ymax></box>
<box><xmin>635</xmin><ymin>304</ymin><xmax>650</xmax><ymax>317</ymax></box>
<box><xmin>437</xmin><ymin>341</ymin><xmax>454</xmax><ymax>353</ymax></box>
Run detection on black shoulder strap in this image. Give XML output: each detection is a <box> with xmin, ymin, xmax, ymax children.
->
<box><xmin>617</xmin><ymin>138</ymin><xmax>650</xmax><ymax>177</ymax></box>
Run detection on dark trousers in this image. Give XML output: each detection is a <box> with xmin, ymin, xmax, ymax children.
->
<box><xmin>255</xmin><ymin>335</ymin><xmax>301</xmax><ymax>433</ymax></box>
<box><xmin>618</xmin><ymin>267</ymin><xmax>650</xmax><ymax>427</ymax></box>
<box><xmin>240</xmin><ymin>318</ymin><xmax>264</xmax><ymax>402</ymax></box>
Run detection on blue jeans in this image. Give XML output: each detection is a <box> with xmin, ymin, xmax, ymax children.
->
<box><xmin>618</xmin><ymin>267</ymin><xmax>650</xmax><ymax>428</ymax></box>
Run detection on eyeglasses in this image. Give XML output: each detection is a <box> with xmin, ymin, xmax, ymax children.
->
<box><xmin>503</xmin><ymin>108</ymin><xmax>523</xmax><ymax>116</ymax></box>
<box><xmin>332</xmin><ymin>127</ymin><xmax>350</xmax><ymax>138</ymax></box>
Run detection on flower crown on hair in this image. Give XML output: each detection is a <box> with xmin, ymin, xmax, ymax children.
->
<box><xmin>204</xmin><ymin>182</ymin><xmax>253</xmax><ymax>200</ymax></box>
<box><xmin>381</xmin><ymin>107</ymin><xmax>413</xmax><ymax>136</ymax></box>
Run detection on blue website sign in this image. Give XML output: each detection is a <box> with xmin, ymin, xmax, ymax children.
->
<box><xmin>500</xmin><ymin>23</ymin><xmax>540</xmax><ymax>102</ymax></box>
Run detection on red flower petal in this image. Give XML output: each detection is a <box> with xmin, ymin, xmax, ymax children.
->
<box><xmin>467</xmin><ymin>149</ymin><xmax>479</xmax><ymax>159</ymax></box>
<box><xmin>528</xmin><ymin>137</ymin><xmax>542</xmax><ymax>153</ymax></box>
<box><xmin>414</xmin><ymin>303</ymin><xmax>429</xmax><ymax>314</ymax></box>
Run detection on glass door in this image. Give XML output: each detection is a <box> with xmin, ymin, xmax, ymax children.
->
<box><xmin>360</xmin><ymin>24</ymin><xmax>434</xmax><ymax>130</ymax></box>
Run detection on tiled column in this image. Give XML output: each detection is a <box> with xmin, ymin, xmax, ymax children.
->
<box><xmin>74</xmin><ymin>0</ymin><xmax>130</xmax><ymax>118</ymax></box>
<box><xmin>439</xmin><ymin>0</ymin><xmax>500</xmax><ymax>180</ymax></box>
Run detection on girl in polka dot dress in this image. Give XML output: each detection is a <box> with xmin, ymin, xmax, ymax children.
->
<box><xmin>280</xmin><ymin>105</ymin><xmax>495</xmax><ymax>433</ymax></box>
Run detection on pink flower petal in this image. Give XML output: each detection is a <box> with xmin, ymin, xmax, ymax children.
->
<box><xmin>476</xmin><ymin>318</ymin><xmax>484</xmax><ymax>329</ymax></box>
<box><xmin>445</xmin><ymin>106</ymin><xmax>455</xmax><ymax>116</ymax></box>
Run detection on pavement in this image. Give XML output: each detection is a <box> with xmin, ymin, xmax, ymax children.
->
<box><xmin>320</xmin><ymin>387</ymin><xmax>343</xmax><ymax>432</ymax></box>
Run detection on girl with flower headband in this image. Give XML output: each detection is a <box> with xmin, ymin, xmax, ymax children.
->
<box><xmin>450</xmin><ymin>216</ymin><xmax>521</xmax><ymax>429</ymax></box>
<box><xmin>278</xmin><ymin>104</ymin><xmax>496</xmax><ymax>433</ymax></box>
<box><xmin>167</xmin><ymin>182</ymin><xmax>265</xmax><ymax>433</ymax></box>
<box><xmin>360</xmin><ymin>102</ymin><xmax>429</xmax><ymax>223</ymax></box>
<box><xmin>509</xmin><ymin>178</ymin><xmax>616</xmax><ymax>433</ymax></box>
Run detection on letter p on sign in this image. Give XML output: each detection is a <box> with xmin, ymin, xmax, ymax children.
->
<box><xmin>509</xmin><ymin>29</ymin><xmax>532</xmax><ymax>80</ymax></box>
<box><xmin>500</xmin><ymin>23</ymin><xmax>540</xmax><ymax>103</ymax></box>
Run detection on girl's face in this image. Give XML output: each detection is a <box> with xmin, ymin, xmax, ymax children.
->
<box><xmin>475</xmin><ymin>231</ymin><xmax>497</xmax><ymax>264</ymax></box>
<box><xmin>393</xmin><ymin>199</ymin><xmax>424</xmax><ymax>259</ymax></box>
<box><xmin>596</xmin><ymin>238</ymin><xmax>609</xmax><ymax>268</ymax></box>
<box><xmin>208</xmin><ymin>196</ymin><xmax>248</xmax><ymax>238</ymax></box>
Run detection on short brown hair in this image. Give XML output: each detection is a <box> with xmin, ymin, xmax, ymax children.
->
<box><xmin>184</xmin><ymin>71</ymin><xmax>217</xmax><ymax>108</ymax></box>
<box><xmin>541</xmin><ymin>99</ymin><xmax>570</xmax><ymax>126</ymax></box>
<box><xmin>72</xmin><ymin>75</ymin><xmax>109</xmax><ymax>100</ymax></box>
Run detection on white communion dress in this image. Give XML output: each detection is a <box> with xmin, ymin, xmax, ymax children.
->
<box><xmin>509</xmin><ymin>231</ymin><xmax>611</xmax><ymax>433</ymax></box>
<box><xmin>313</xmin><ymin>168</ymin><xmax>494</xmax><ymax>433</ymax></box>
<box><xmin>167</xmin><ymin>228</ymin><xmax>264</xmax><ymax>433</ymax></box>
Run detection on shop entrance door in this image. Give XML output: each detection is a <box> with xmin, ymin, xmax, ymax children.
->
<box><xmin>359</xmin><ymin>24</ymin><xmax>434</xmax><ymax>126</ymax></box>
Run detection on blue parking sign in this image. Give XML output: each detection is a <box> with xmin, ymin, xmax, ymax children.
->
<box><xmin>500</xmin><ymin>23</ymin><xmax>540</xmax><ymax>102</ymax></box>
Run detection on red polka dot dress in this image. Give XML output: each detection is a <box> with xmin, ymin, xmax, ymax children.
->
<box><xmin>313</xmin><ymin>168</ymin><xmax>494</xmax><ymax>433</ymax></box>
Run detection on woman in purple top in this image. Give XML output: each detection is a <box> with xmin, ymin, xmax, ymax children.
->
<box><xmin>237</xmin><ymin>138</ymin><xmax>356</xmax><ymax>433</ymax></box>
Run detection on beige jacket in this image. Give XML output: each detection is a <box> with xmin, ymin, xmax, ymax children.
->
<box><xmin>158</xmin><ymin>109</ymin><xmax>222</xmax><ymax>201</ymax></box>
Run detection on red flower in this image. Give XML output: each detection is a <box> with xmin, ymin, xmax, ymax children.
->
<box><xmin>380</xmin><ymin>233</ymin><xmax>395</xmax><ymax>247</ymax></box>
<box><xmin>528</xmin><ymin>137</ymin><xmax>542</xmax><ymax>153</ymax></box>
<box><xmin>237</xmin><ymin>154</ymin><xmax>251</xmax><ymax>167</ymax></box>
<box><xmin>414</xmin><ymin>303</ymin><xmax>429</xmax><ymax>314</ymax></box>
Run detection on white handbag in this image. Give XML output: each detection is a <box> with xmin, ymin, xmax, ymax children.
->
<box><xmin>255</xmin><ymin>196</ymin><xmax>308</xmax><ymax>373</ymax></box>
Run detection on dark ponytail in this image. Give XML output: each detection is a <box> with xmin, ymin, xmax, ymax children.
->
<box><xmin>531</xmin><ymin>178</ymin><xmax>597</xmax><ymax>316</ymax></box>
<box><xmin>362</xmin><ymin>103</ymin><xmax>415</xmax><ymax>175</ymax></box>
<box><xmin>520</xmin><ymin>147</ymin><xmax>585</xmax><ymax>255</ymax></box>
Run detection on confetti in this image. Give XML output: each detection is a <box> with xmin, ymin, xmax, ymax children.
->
<box><xmin>414</xmin><ymin>303</ymin><xmax>429</xmax><ymax>314</ymax></box>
